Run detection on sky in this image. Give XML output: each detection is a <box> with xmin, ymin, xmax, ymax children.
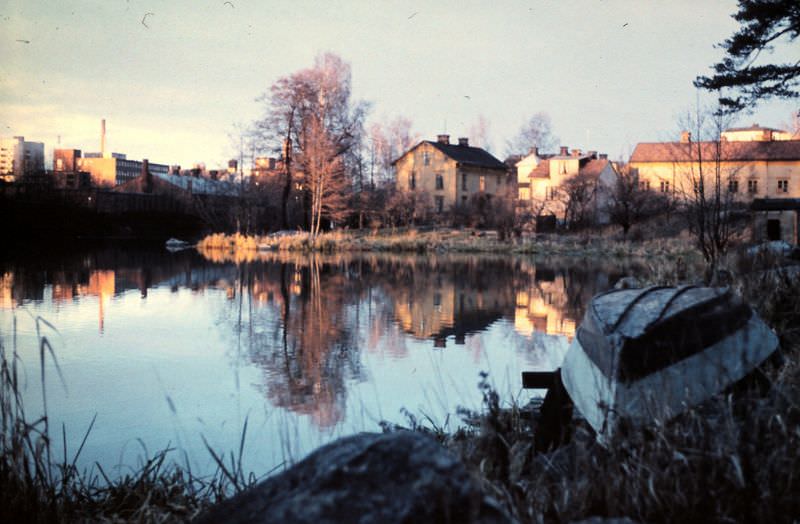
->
<box><xmin>1</xmin><ymin>0</ymin><xmax>797</xmax><ymax>169</ymax></box>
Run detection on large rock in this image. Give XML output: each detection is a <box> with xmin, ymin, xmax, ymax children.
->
<box><xmin>196</xmin><ymin>431</ymin><xmax>509</xmax><ymax>524</ymax></box>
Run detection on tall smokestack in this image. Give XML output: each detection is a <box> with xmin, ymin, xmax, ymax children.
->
<box><xmin>101</xmin><ymin>119</ymin><xmax>106</xmax><ymax>156</ymax></box>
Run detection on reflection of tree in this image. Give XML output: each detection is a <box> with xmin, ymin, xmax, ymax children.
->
<box><xmin>244</xmin><ymin>256</ymin><xmax>365</xmax><ymax>429</ymax></box>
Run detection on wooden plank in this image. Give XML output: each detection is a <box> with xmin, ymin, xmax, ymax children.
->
<box><xmin>521</xmin><ymin>370</ymin><xmax>558</xmax><ymax>389</ymax></box>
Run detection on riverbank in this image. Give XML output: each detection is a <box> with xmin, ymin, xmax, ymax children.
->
<box><xmin>198</xmin><ymin>228</ymin><xmax>704</xmax><ymax>261</ymax></box>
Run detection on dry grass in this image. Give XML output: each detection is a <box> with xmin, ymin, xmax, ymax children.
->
<box><xmin>197</xmin><ymin>229</ymin><xmax>705</xmax><ymax>263</ymax></box>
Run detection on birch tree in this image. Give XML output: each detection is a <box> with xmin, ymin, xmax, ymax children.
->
<box><xmin>254</xmin><ymin>53</ymin><xmax>368</xmax><ymax>230</ymax></box>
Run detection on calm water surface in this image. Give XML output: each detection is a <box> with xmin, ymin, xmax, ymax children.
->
<box><xmin>0</xmin><ymin>247</ymin><xmax>642</xmax><ymax>478</ymax></box>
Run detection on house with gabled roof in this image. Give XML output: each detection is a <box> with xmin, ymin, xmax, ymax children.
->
<box><xmin>516</xmin><ymin>146</ymin><xmax>618</xmax><ymax>225</ymax></box>
<box><xmin>393</xmin><ymin>134</ymin><xmax>512</xmax><ymax>215</ymax></box>
<box><xmin>629</xmin><ymin>127</ymin><xmax>800</xmax><ymax>201</ymax></box>
<box><xmin>630</xmin><ymin>126</ymin><xmax>800</xmax><ymax>244</ymax></box>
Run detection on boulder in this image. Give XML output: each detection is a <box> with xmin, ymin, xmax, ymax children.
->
<box><xmin>195</xmin><ymin>431</ymin><xmax>509</xmax><ymax>524</ymax></box>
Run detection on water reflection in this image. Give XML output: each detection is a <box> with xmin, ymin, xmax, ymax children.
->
<box><xmin>0</xmin><ymin>248</ymin><xmax>644</xmax><ymax>459</ymax></box>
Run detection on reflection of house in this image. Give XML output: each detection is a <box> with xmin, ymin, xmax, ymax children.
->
<box><xmin>514</xmin><ymin>267</ymin><xmax>577</xmax><ymax>340</ymax></box>
<box><xmin>0</xmin><ymin>273</ymin><xmax>15</xmax><ymax>309</ymax></box>
<box><xmin>393</xmin><ymin>135</ymin><xmax>510</xmax><ymax>214</ymax></box>
<box><xmin>516</xmin><ymin>146</ymin><xmax>618</xmax><ymax>224</ymax></box>
<box><xmin>392</xmin><ymin>267</ymin><xmax>514</xmax><ymax>347</ymax></box>
<box><xmin>630</xmin><ymin>126</ymin><xmax>800</xmax><ymax>201</ymax></box>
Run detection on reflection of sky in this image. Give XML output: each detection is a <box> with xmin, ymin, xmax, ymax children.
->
<box><xmin>0</xmin><ymin>260</ymin><xmax>577</xmax><ymax>480</ymax></box>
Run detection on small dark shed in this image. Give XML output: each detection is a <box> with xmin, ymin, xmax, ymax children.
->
<box><xmin>751</xmin><ymin>198</ymin><xmax>800</xmax><ymax>245</ymax></box>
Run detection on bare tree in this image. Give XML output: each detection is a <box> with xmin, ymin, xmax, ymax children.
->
<box><xmin>302</xmin><ymin>116</ymin><xmax>348</xmax><ymax>239</ymax></box>
<box><xmin>560</xmin><ymin>172</ymin><xmax>597</xmax><ymax>230</ymax></box>
<box><xmin>676</xmin><ymin>106</ymin><xmax>743</xmax><ymax>280</ymax></box>
<box><xmin>607</xmin><ymin>164</ymin><xmax>667</xmax><ymax>237</ymax></box>
<box><xmin>386</xmin><ymin>189</ymin><xmax>433</xmax><ymax>227</ymax></box>
<box><xmin>505</xmin><ymin>112</ymin><xmax>558</xmax><ymax>156</ymax></box>
<box><xmin>469</xmin><ymin>115</ymin><xmax>492</xmax><ymax>152</ymax></box>
<box><xmin>367</xmin><ymin>116</ymin><xmax>418</xmax><ymax>186</ymax></box>
<box><xmin>254</xmin><ymin>53</ymin><xmax>368</xmax><ymax>230</ymax></box>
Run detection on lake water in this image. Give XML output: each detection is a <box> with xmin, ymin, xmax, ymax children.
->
<box><xmin>0</xmin><ymin>246</ymin><xmax>643</xmax><ymax>479</ymax></box>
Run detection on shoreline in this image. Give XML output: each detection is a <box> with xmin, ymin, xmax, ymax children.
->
<box><xmin>196</xmin><ymin>228</ymin><xmax>704</xmax><ymax>260</ymax></box>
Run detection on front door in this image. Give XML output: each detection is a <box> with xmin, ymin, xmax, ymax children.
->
<box><xmin>767</xmin><ymin>219</ymin><xmax>781</xmax><ymax>241</ymax></box>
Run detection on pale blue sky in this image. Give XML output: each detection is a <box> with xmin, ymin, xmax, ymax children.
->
<box><xmin>1</xmin><ymin>0</ymin><xmax>797</xmax><ymax>168</ymax></box>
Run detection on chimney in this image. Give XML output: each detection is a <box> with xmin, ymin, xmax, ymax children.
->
<box><xmin>599</xmin><ymin>153</ymin><xmax>608</xmax><ymax>160</ymax></box>
<box><xmin>559</xmin><ymin>146</ymin><xmax>569</xmax><ymax>156</ymax></box>
<box><xmin>437</xmin><ymin>134</ymin><xmax>450</xmax><ymax>144</ymax></box>
<box><xmin>141</xmin><ymin>158</ymin><xmax>152</xmax><ymax>193</ymax></box>
<box><xmin>571</xmin><ymin>149</ymin><xmax>582</xmax><ymax>157</ymax></box>
<box><xmin>101</xmin><ymin>119</ymin><xmax>106</xmax><ymax>156</ymax></box>
<box><xmin>528</xmin><ymin>146</ymin><xmax>539</xmax><ymax>157</ymax></box>
<box><xmin>458</xmin><ymin>137</ymin><xmax>469</xmax><ymax>147</ymax></box>
<box><xmin>680</xmin><ymin>131</ymin><xmax>691</xmax><ymax>143</ymax></box>
<box><xmin>587</xmin><ymin>150</ymin><xmax>597</xmax><ymax>159</ymax></box>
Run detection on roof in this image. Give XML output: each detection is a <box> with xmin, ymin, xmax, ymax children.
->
<box><xmin>579</xmin><ymin>159</ymin><xmax>612</xmax><ymax>178</ymax></box>
<box><xmin>395</xmin><ymin>140</ymin><xmax>507</xmax><ymax>170</ymax></box>
<box><xmin>529</xmin><ymin>159</ymin><xmax>550</xmax><ymax>178</ymax></box>
<box><xmin>630</xmin><ymin>140</ymin><xmax>800</xmax><ymax>163</ymax></box>
<box><xmin>153</xmin><ymin>172</ymin><xmax>239</xmax><ymax>196</ymax></box>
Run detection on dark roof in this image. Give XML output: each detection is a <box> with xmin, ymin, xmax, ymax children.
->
<box><xmin>425</xmin><ymin>141</ymin><xmax>508</xmax><ymax>170</ymax></box>
<box><xmin>630</xmin><ymin>140</ymin><xmax>800</xmax><ymax>163</ymax></box>
<box><xmin>751</xmin><ymin>198</ymin><xmax>800</xmax><ymax>211</ymax></box>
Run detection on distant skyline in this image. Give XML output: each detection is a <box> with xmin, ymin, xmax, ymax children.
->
<box><xmin>1</xmin><ymin>0</ymin><xmax>797</xmax><ymax>168</ymax></box>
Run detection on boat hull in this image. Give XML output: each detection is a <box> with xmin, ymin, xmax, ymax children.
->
<box><xmin>562</xmin><ymin>310</ymin><xmax>778</xmax><ymax>437</ymax></box>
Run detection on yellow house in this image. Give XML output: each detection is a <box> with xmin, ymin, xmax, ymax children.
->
<box><xmin>629</xmin><ymin>126</ymin><xmax>800</xmax><ymax>201</ymax></box>
<box><xmin>516</xmin><ymin>146</ymin><xmax>618</xmax><ymax>224</ymax></box>
<box><xmin>393</xmin><ymin>135</ymin><xmax>510</xmax><ymax>213</ymax></box>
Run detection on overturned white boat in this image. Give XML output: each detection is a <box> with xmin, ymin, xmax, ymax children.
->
<box><xmin>561</xmin><ymin>285</ymin><xmax>778</xmax><ymax>438</ymax></box>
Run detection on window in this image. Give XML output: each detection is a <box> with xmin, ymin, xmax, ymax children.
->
<box><xmin>435</xmin><ymin>174</ymin><xmax>444</xmax><ymax>190</ymax></box>
<box><xmin>660</xmin><ymin>180</ymin><xmax>670</xmax><ymax>193</ymax></box>
<box><xmin>546</xmin><ymin>186</ymin><xmax>557</xmax><ymax>200</ymax></box>
<box><xmin>496</xmin><ymin>174</ymin><xmax>502</xmax><ymax>187</ymax></box>
<box><xmin>461</xmin><ymin>195</ymin><xmax>467</xmax><ymax>204</ymax></box>
<box><xmin>462</xmin><ymin>173</ymin><xmax>467</xmax><ymax>191</ymax></box>
<box><xmin>778</xmin><ymin>180</ymin><xmax>789</xmax><ymax>193</ymax></box>
<box><xmin>423</xmin><ymin>151</ymin><xmax>430</xmax><ymax>166</ymax></box>
<box><xmin>435</xmin><ymin>196</ymin><xmax>444</xmax><ymax>213</ymax></box>
<box><xmin>479</xmin><ymin>175</ymin><xmax>485</xmax><ymax>192</ymax></box>
<box><xmin>728</xmin><ymin>179</ymin><xmax>738</xmax><ymax>193</ymax></box>
<box><xmin>639</xmin><ymin>180</ymin><xmax>650</xmax><ymax>191</ymax></box>
<box><xmin>409</xmin><ymin>171</ymin><xmax>416</xmax><ymax>190</ymax></box>
<box><xmin>747</xmin><ymin>179</ymin><xmax>758</xmax><ymax>194</ymax></box>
